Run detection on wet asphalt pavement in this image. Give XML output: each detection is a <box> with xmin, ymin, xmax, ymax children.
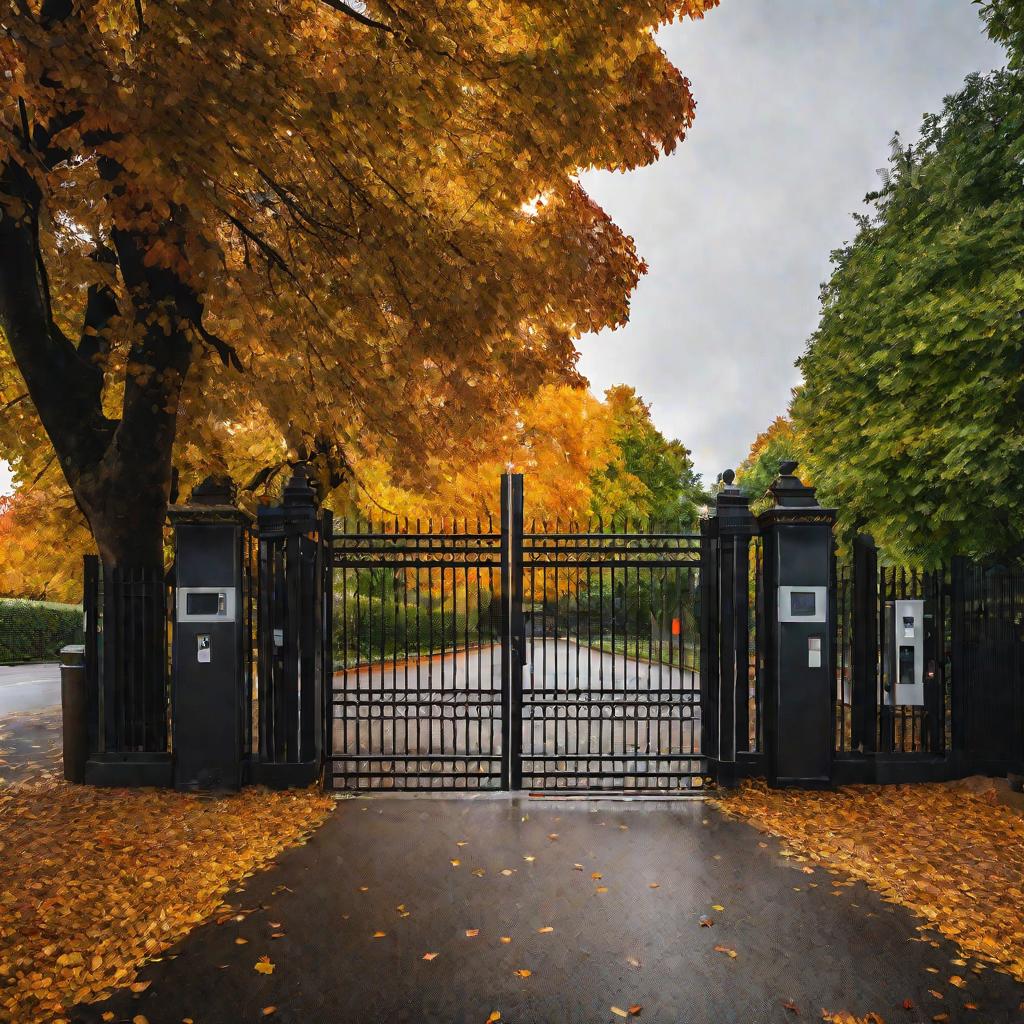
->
<box><xmin>72</xmin><ymin>795</ymin><xmax>1024</xmax><ymax>1024</ymax></box>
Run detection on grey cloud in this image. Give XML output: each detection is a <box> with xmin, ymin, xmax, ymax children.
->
<box><xmin>578</xmin><ymin>0</ymin><xmax>1003</xmax><ymax>484</ymax></box>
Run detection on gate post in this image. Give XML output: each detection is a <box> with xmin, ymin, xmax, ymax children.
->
<box><xmin>758</xmin><ymin>462</ymin><xmax>836</xmax><ymax>788</ymax></box>
<box><xmin>699</xmin><ymin>513</ymin><xmax>720</xmax><ymax>771</ymax></box>
<box><xmin>499</xmin><ymin>473</ymin><xmax>525</xmax><ymax>790</ymax></box>
<box><xmin>168</xmin><ymin>475</ymin><xmax>252</xmax><ymax>791</ymax></box>
<box><xmin>851</xmin><ymin>534</ymin><xmax>878</xmax><ymax>752</ymax></box>
<box><xmin>252</xmin><ymin>465</ymin><xmax>325</xmax><ymax>788</ymax></box>
<box><xmin>702</xmin><ymin>470</ymin><xmax>758</xmax><ymax>787</ymax></box>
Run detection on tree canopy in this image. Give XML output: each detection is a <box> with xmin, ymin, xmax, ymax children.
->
<box><xmin>1</xmin><ymin>0</ymin><xmax>717</xmax><ymax>569</ymax></box>
<box><xmin>0</xmin><ymin>380</ymin><xmax>705</xmax><ymax>599</ymax></box>
<box><xmin>792</xmin><ymin>20</ymin><xmax>1024</xmax><ymax>563</ymax></box>
<box><xmin>734</xmin><ymin>416</ymin><xmax>803</xmax><ymax>509</ymax></box>
<box><xmin>589</xmin><ymin>384</ymin><xmax>704</xmax><ymax>525</ymax></box>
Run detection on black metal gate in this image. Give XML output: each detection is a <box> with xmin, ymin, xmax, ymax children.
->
<box><xmin>325</xmin><ymin>474</ymin><xmax>705</xmax><ymax>792</ymax></box>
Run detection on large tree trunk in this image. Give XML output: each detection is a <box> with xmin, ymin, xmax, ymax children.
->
<box><xmin>0</xmin><ymin>153</ymin><xmax>196</xmax><ymax>753</ymax></box>
<box><xmin>0</xmin><ymin>158</ymin><xmax>191</xmax><ymax>571</ymax></box>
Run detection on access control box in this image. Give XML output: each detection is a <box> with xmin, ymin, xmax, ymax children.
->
<box><xmin>883</xmin><ymin>598</ymin><xmax>925</xmax><ymax>706</ymax></box>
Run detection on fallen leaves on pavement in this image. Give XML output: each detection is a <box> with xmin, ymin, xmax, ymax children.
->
<box><xmin>713</xmin><ymin>780</ymin><xmax>1024</xmax><ymax>982</ymax></box>
<box><xmin>0</xmin><ymin>771</ymin><xmax>332</xmax><ymax>1023</ymax></box>
<box><xmin>821</xmin><ymin>1012</ymin><xmax>885</xmax><ymax>1024</ymax></box>
<box><xmin>254</xmin><ymin>956</ymin><xmax>275</xmax><ymax>975</ymax></box>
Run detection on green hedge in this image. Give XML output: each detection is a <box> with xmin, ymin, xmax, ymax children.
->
<box><xmin>0</xmin><ymin>598</ymin><xmax>83</xmax><ymax>665</ymax></box>
<box><xmin>333</xmin><ymin>590</ymin><xmax>496</xmax><ymax>667</ymax></box>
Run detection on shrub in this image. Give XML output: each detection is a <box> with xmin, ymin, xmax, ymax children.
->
<box><xmin>0</xmin><ymin>598</ymin><xmax>83</xmax><ymax>664</ymax></box>
<box><xmin>333</xmin><ymin>588</ymin><xmax>496</xmax><ymax>667</ymax></box>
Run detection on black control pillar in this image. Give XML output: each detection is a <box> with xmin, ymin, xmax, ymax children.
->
<box><xmin>758</xmin><ymin>461</ymin><xmax>836</xmax><ymax>788</ymax></box>
<box><xmin>169</xmin><ymin>476</ymin><xmax>252</xmax><ymax>791</ymax></box>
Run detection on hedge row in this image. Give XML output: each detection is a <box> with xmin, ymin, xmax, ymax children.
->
<box><xmin>333</xmin><ymin>592</ymin><xmax>497</xmax><ymax>667</ymax></box>
<box><xmin>0</xmin><ymin>598</ymin><xmax>83</xmax><ymax>665</ymax></box>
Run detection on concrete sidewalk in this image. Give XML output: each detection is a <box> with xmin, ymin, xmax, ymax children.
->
<box><xmin>73</xmin><ymin>795</ymin><xmax>1024</xmax><ymax>1024</ymax></box>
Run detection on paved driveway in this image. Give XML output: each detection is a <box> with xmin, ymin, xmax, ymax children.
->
<box><xmin>76</xmin><ymin>795</ymin><xmax>1024</xmax><ymax>1024</ymax></box>
<box><xmin>0</xmin><ymin>662</ymin><xmax>60</xmax><ymax>715</ymax></box>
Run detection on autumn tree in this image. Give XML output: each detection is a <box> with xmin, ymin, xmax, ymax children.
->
<box><xmin>0</xmin><ymin>380</ymin><xmax>707</xmax><ymax>598</ymax></box>
<box><xmin>792</xmin><ymin>10</ymin><xmax>1024</xmax><ymax>562</ymax></box>
<box><xmin>351</xmin><ymin>382</ymin><xmax>704</xmax><ymax>526</ymax></box>
<box><xmin>351</xmin><ymin>384</ymin><xmax>617</xmax><ymax>526</ymax></box>
<box><xmin>0</xmin><ymin>0</ymin><xmax>716</xmax><ymax>578</ymax></box>
<box><xmin>589</xmin><ymin>385</ymin><xmax>704</xmax><ymax>525</ymax></box>
<box><xmin>0</xmin><ymin>490</ymin><xmax>89</xmax><ymax>601</ymax></box>
<box><xmin>735</xmin><ymin>416</ymin><xmax>804</xmax><ymax>508</ymax></box>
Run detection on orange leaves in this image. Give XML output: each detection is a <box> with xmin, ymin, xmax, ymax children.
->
<box><xmin>0</xmin><ymin>776</ymin><xmax>332</xmax><ymax>1023</ymax></box>
<box><xmin>820</xmin><ymin>1013</ymin><xmax>885</xmax><ymax>1024</ymax></box>
<box><xmin>254</xmin><ymin>956</ymin><xmax>275</xmax><ymax>975</ymax></box>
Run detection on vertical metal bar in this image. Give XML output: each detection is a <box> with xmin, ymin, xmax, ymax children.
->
<box><xmin>500</xmin><ymin>478</ymin><xmax>512</xmax><ymax>790</ymax></box>
<box><xmin>83</xmin><ymin>555</ymin><xmax>99</xmax><ymax>755</ymax></box>
<box><xmin>851</xmin><ymin>535</ymin><xmax>878</xmax><ymax>753</ymax></box>
<box><xmin>499</xmin><ymin>474</ymin><xmax>524</xmax><ymax>790</ymax></box>
<box><xmin>699</xmin><ymin>517</ymin><xmax>719</xmax><ymax>764</ymax></box>
<box><xmin>102</xmin><ymin>566</ymin><xmax>118</xmax><ymax>752</ymax></box>
<box><xmin>950</xmin><ymin>555</ymin><xmax>968</xmax><ymax>760</ymax></box>
<box><xmin>322</xmin><ymin>512</ymin><xmax>334</xmax><ymax>782</ymax></box>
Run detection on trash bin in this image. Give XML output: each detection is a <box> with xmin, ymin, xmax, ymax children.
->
<box><xmin>60</xmin><ymin>644</ymin><xmax>88</xmax><ymax>784</ymax></box>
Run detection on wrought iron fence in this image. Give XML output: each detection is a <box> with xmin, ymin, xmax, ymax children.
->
<box><xmin>748</xmin><ymin>534</ymin><xmax>764</xmax><ymax>754</ymax></box>
<box><xmin>83</xmin><ymin>556</ymin><xmax>172</xmax><ymax>755</ymax></box>
<box><xmin>956</xmin><ymin>558</ymin><xmax>1024</xmax><ymax>773</ymax></box>
<box><xmin>832</xmin><ymin>554</ymin><xmax>950</xmax><ymax>757</ymax></box>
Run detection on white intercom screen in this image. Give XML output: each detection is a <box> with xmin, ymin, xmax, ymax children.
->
<box><xmin>790</xmin><ymin>591</ymin><xmax>817</xmax><ymax>617</ymax></box>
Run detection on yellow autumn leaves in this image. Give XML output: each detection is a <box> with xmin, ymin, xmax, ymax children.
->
<box><xmin>0</xmin><ymin>773</ymin><xmax>332</xmax><ymax>1023</ymax></box>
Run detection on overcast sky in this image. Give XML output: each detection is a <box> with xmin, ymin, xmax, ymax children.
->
<box><xmin>578</xmin><ymin>0</ymin><xmax>1004</xmax><ymax>485</ymax></box>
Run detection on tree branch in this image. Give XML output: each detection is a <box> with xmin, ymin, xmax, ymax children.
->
<box><xmin>318</xmin><ymin>0</ymin><xmax>398</xmax><ymax>34</ymax></box>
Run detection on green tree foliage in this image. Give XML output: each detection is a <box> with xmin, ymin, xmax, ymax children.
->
<box><xmin>735</xmin><ymin>416</ymin><xmax>803</xmax><ymax>507</ymax></box>
<box><xmin>589</xmin><ymin>385</ymin><xmax>706</xmax><ymax>526</ymax></box>
<box><xmin>981</xmin><ymin>0</ymin><xmax>1024</xmax><ymax>67</ymax></box>
<box><xmin>793</xmin><ymin>33</ymin><xmax>1024</xmax><ymax>563</ymax></box>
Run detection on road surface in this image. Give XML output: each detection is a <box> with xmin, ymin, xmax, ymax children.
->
<box><xmin>0</xmin><ymin>663</ymin><xmax>61</xmax><ymax>715</ymax></box>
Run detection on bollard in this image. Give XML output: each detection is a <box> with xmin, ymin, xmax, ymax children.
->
<box><xmin>60</xmin><ymin>644</ymin><xmax>88</xmax><ymax>783</ymax></box>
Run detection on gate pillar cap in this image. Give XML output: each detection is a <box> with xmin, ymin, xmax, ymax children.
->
<box><xmin>283</xmin><ymin>464</ymin><xmax>318</xmax><ymax>507</ymax></box>
<box><xmin>168</xmin><ymin>475</ymin><xmax>252</xmax><ymax>526</ymax></box>
<box><xmin>713</xmin><ymin>468</ymin><xmax>758</xmax><ymax>536</ymax></box>
<box><xmin>280</xmin><ymin>464</ymin><xmax>321</xmax><ymax>532</ymax></box>
<box><xmin>765</xmin><ymin>461</ymin><xmax>821</xmax><ymax>509</ymax></box>
<box><xmin>758</xmin><ymin>462</ymin><xmax>836</xmax><ymax>525</ymax></box>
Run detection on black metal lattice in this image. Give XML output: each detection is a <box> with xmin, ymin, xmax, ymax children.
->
<box><xmin>325</xmin><ymin>476</ymin><xmax>705</xmax><ymax>792</ymax></box>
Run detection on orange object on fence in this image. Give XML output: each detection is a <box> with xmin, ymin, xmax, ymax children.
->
<box><xmin>671</xmin><ymin>617</ymin><xmax>681</xmax><ymax>636</ymax></box>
